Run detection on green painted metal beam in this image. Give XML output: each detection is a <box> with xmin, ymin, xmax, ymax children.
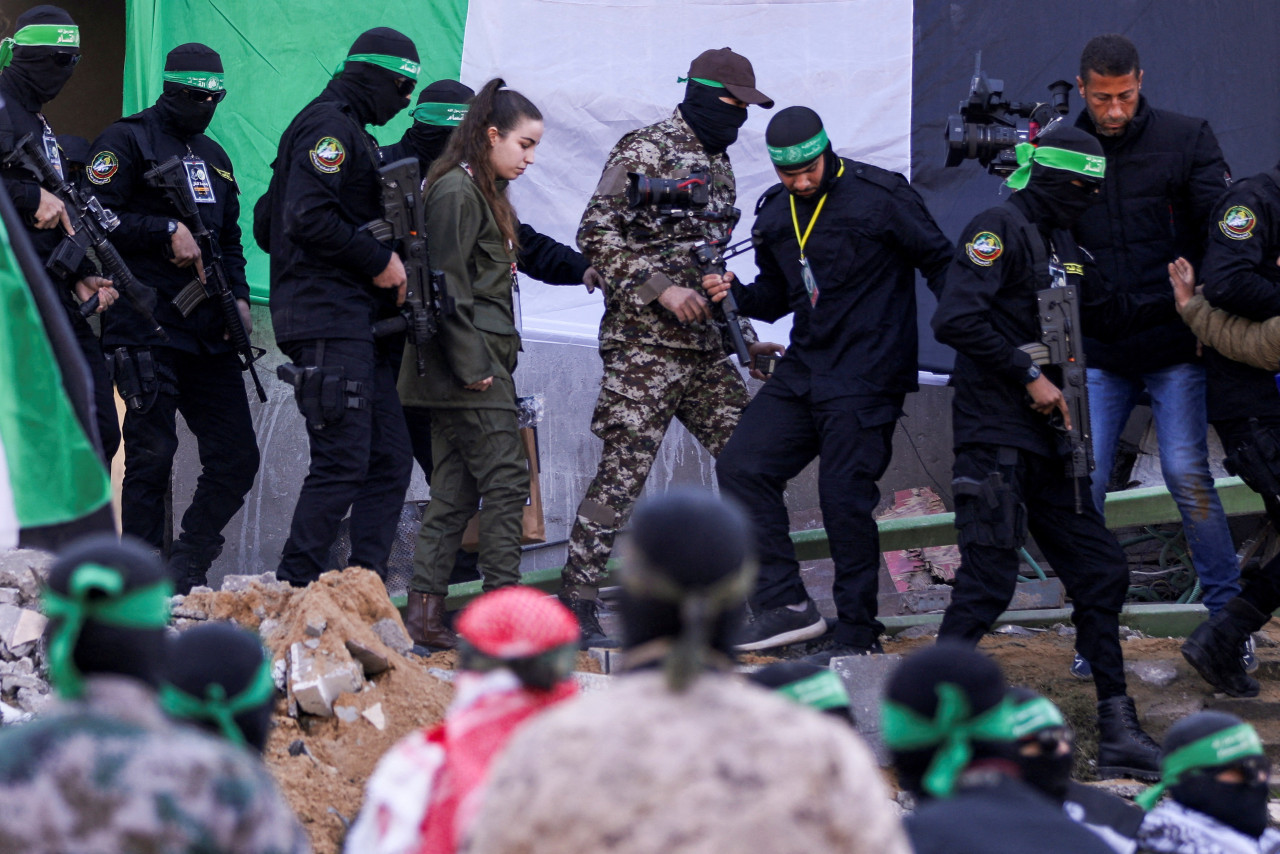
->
<box><xmin>882</xmin><ymin>602</ymin><xmax>1211</xmax><ymax>639</ymax></box>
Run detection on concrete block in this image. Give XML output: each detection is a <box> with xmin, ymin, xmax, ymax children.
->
<box><xmin>1126</xmin><ymin>660</ymin><xmax>1178</xmax><ymax>687</ymax></box>
<box><xmin>345</xmin><ymin>639</ymin><xmax>390</xmax><ymax>675</ymax></box>
<box><xmin>220</xmin><ymin>572</ymin><xmax>285</xmax><ymax>593</ymax></box>
<box><xmin>1</xmin><ymin>700</ymin><xmax>28</xmax><ymax>725</ymax></box>
<box><xmin>831</xmin><ymin>653</ymin><xmax>904</xmax><ymax>766</ymax></box>
<box><xmin>0</xmin><ymin>549</ymin><xmax>51</xmax><ymax>603</ymax></box>
<box><xmin>0</xmin><ymin>605</ymin><xmax>45</xmax><ymax>655</ymax></box>
<box><xmin>571</xmin><ymin>672</ymin><xmax>612</xmax><ymax>693</ymax></box>
<box><xmin>333</xmin><ymin>705</ymin><xmax>359</xmax><ymax>723</ymax></box>
<box><xmin>362</xmin><ymin>703</ymin><xmax>386</xmax><ymax>730</ymax></box>
<box><xmin>287</xmin><ymin>642</ymin><xmax>364</xmax><ymax>717</ymax></box>
<box><xmin>371</xmin><ymin>619</ymin><xmax>413</xmax><ymax>655</ymax></box>
<box><xmin>305</xmin><ymin>618</ymin><xmax>326</xmax><ymax>638</ymax></box>
<box><xmin>0</xmin><ymin>589</ymin><xmax>19</xmax><ymax>607</ymax></box>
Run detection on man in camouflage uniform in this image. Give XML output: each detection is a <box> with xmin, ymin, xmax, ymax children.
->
<box><xmin>0</xmin><ymin>534</ymin><xmax>309</xmax><ymax>854</ymax></box>
<box><xmin>559</xmin><ymin>48</ymin><xmax>776</xmax><ymax>647</ymax></box>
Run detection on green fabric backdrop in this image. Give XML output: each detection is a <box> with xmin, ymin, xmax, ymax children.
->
<box><xmin>122</xmin><ymin>1</ymin><xmax>469</xmax><ymax>302</ymax></box>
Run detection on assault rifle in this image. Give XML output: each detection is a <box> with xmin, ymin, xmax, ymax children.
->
<box><xmin>143</xmin><ymin>156</ymin><xmax>266</xmax><ymax>402</ymax></box>
<box><xmin>3</xmin><ymin>132</ymin><xmax>167</xmax><ymax>340</ymax></box>
<box><xmin>692</xmin><ymin>222</ymin><xmax>757</xmax><ymax>367</ymax></box>
<box><xmin>365</xmin><ymin>157</ymin><xmax>452</xmax><ymax>375</ymax></box>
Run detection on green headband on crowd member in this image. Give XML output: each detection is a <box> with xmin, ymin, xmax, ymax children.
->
<box><xmin>334</xmin><ymin>53</ymin><xmax>420</xmax><ymax>81</ymax></box>
<box><xmin>1009</xmin><ymin>695</ymin><xmax>1066</xmax><ymax>738</ymax></box>
<box><xmin>162</xmin><ymin>70</ymin><xmax>225</xmax><ymax>91</ymax></box>
<box><xmin>41</xmin><ymin>563</ymin><xmax>172</xmax><ymax>699</ymax></box>
<box><xmin>1135</xmin><ymin>723</ymin><xmax>1265</xmax><ymax>811</ymax></box>
<box><xmin>1005</xmin><ymin>141</ymin><xmax>1106</xmax><ymax>190</ymax></box>
<box><xmin>0</xmin><ymin>23</ymin><xmax>80</xmax><ymax>70</ymax></box>
<box><xmin>777</xmin><ymin>668</ymin><xmax>851</xmax><ymax>712</ymax></box>
<box><xmin>158</xmin><ymin>653</ymin><xmax>277</xmax><ymax>747</ymax></box>
<box><xmin>882</xmin><ymin>682</ymin><xmax>1020</xmax><ymax>798</ymax></box>
<box><xmin>678</xmin><ymin>76</ymin><xmax>724</xmax><ymax>88</ymax></box>
<box><xmin>768</xmin><ymin>127</ymin><xmax>830</xmax><ymax>167</ymax></box>
<box><xmin>411</xmin><ymin>101</ymin><xmax>468</xmax><ymax>126</ymax></box>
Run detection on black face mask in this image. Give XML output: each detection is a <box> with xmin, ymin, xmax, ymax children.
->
<box><xmin>679</xmin><ymin>81</ymin><xmax>747</xmax><ymax>155</ymax></box>
<box><xmin>336</xmin><ymin>63</ymin><xmax>410</xmax><ymax>127</ymax></box>
<box><xmin>156</xmin><ymin>89</ymin><xmax>217</xmax><ymax>138</ymax></box>
<box><xmin>1173</xmin><ymin>773</ymin><xmax>1271</xmax><ymax>839</ymax></box>
<box><xmin>5</xmin><ymin>50</ymin><xmax>77</xmax><ymax>107</ymax></box>
<box><xmin>1021</xmin><ymin>164</ymin><xmax>1101</xmax><ymax>229</ymax></box>
<box><xmin>1018</xmin><ymin>745</ymin><xmax>1073</xmax><ymax>803</ymax></box>
<box><xmin>404</xmin><ymin>122</ymin><xmax>453</xmax><ymax>168</ymax></box>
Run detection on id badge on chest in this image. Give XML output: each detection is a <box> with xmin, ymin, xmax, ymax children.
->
<box><xmin>42</xmin><ymin>127</ymin><xmax>64</xmax><ymax>181</ymax></box>
<box><xmin>183</xmin><ymin>156</ymin><xmax>216</xmax><ymax>204</ymax></box>
<box><xmin>800</xmin><ymin>256</ymin><xmax>820</xmax><ymax>307</ymax></box>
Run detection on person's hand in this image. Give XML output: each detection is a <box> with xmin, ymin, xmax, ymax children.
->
<box><xmin>224</xmin><ymin>298</ymin><xmax>253</xmax><ymax>339</ymax></box>
<box><xmin>582</xmin><ymin>266</ymin><xmax>604</xmax><ymax>294</ymax></box>
<box><xmin>1026</xmin><ymin>373</ymin><xmax>1070</xmax><ymax>429</ymax></box>
<box><xmin>35</xmin><ymin>187</ymin><xmax>72</xmax><ymax>232</ymax></box>
<box><xmin>748</xmin><ymin>341</ymin><xmax>784</xmax><ymax>381</ymax></box>
<box><xmin>657</xmin><ymin>285</ymin><xmax>711</xmax><ymax>323</ymax></box>
<box><xmin>169</xmin><ymin>221</ymin><xmax>202</xmax><ymax>269</ymax></box>
<box><xmin>374</xmin><ymin>253</ymin><xmax>408</xmax><ymax>306</ymax></box>
<box><xmin>465</xmin><ymin>376</ymin><xmax>494</xmax><ymax>392</ymax></box>
<box><xmin>1168</xmin><ymin>257</ymin><xmax>1197</xmax><ymax>314</ymax></box>
<box><xmin>75</xmin><ymin>276</ymin><xmax>116</xmax><ymax>313</ymax></box>
<box><xmin>701</xmin><ymin>270</ymin><xmax>734</xmax><ymax>303</ymax></box>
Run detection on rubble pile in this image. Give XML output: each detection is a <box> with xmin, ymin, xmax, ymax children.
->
<box><xmin>0</xmin><ymin>549</ymin><xmax>53</xmax><ymax>724</ymax></box>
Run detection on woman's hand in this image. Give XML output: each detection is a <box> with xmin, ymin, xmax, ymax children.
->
<box><xmin>465</xmin><ymin>376</ymin><xmax>494</xmax><ymax>392</ymax></box>
<box><xmin>1168</xmin><ymin>256</ymin><xmax>1199</xmax><ymax>314</ymax></box>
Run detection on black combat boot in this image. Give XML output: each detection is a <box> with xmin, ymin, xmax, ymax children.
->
<box><xmin>1181</xmin><ymin>598</ymin><xmax>1265</xmax><ymax>698</ymax></box>
<box><xmin>166</xmin><ymin>542</ymin><xmax>219</xmax><ymax>596</ymax></box>
<box><xmin>1096</xmin><ymin>695</ymin><xmax>1161</xmax><ymax>781</ymax></box>
<box><xmin>558</xmin><ymin>588</ymin><xmax>618</xmax><ymax>650</ymax></box>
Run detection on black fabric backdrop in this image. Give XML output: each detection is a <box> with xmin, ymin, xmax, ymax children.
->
<box><xmin>910</xmin><ymin>1</ymin><xmax>1280</xmax><ymax>373</ymax></box>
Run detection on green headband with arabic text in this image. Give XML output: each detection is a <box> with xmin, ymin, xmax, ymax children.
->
<box><xmin>411</xmin><ymin>101</ymin><xmax>469</xmax><ymax>126</ymax></box>
<box><xmin>334</xmin><ymin>52</ymin><xmax>420</xmax><ymax>81</ymax></box>
<box><xmin>777</xmin><ymin>669</ymin><xmax>851</xmax><ymax>712</ymax></box>
<box><xmin>1005</xmin><ymin>142</ymin><xmax>1106</xmax><ymax>190</ymax></box>
<box><xmin>0</xmin><ymin>23</ymin><xmax>80</xmax><ymax>71</ymax></box>
<box><xmin>159</xmin><ymin>653</ymin><xmax>277</xmax><ymax>747</ymax></box>
<box><xmin>163</xmin><ymin>70</ymin><xmax>225</xmax><ymax>92</ymax></box>
<box><xmin>1135</xmin><ymin>723</ymin><xmax>1265</xmax><ymax>811</ymax></box>
<box><xmin>768</xmin><ymin>128</ymin><xmax>830</xmax><ymax>167</ymax></box>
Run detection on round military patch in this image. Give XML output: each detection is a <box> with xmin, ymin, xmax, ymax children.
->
<box><xmin>965</xmin><ymin>231</ymin><xmax>1003</xmax><ymax>267</ymax></box>
<box><xmin>87</xmin><ymin>150</ymin><xmax>118</xmax><ymax>185</ymax></box>
<box><xmin>1219</xmin><ymin>205</ymin><xmax>1257</xmax><ymax>240</ymax></box>
<box><xmin>309</xmin><ymin>137</ymin><xmax>346</xmax><ymax>174</ymax></box>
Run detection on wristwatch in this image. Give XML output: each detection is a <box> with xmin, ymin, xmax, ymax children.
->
<box><xmin>166</xmin><ymin>219</ymin><xmax>178</xmax><ymax>236</ymax></box>
<box><xmin>1023</xmin><ymin>363</ymin><xmax>1042</xmax><ymax>384</ymax></box>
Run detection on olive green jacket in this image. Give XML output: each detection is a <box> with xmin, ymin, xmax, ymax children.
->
<box><xmin>398</xmin><ymin>166</ymin><xmax>520</xmax><ymax>410</ymax></box>
<box><xmin>1181</xmin><ymin>293</ymin><xmax>1280</xmax><ymax>371</ymax></box>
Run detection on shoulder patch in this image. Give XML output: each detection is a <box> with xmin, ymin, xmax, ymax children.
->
<box><xmin>965</xmin><ymin>231</ymin><xmax>1003</xmax><ymax>266</ymax></box>
<box><xmin>212</xmin><ymin>165</ymin><xmax>235</xmax><ymax>186</ymax></box>
<box><xmin>1219</xmin><ymin>205</ymin><xmax>1257</xmax><ymax>240</ymax></box>
<box><xmin>310</xmin><ymin>136</ymin><xmax>346</xmax><ymax>174</ymax></box>
<box><xmin>87</xmin><ymin>151</ymin><xmax>119</xmax><ymax>185</ymax></box>
<box><xmin>755</xmin><ymin>183</ymin><xmax>785</xmax><ymax>215</ymax></box>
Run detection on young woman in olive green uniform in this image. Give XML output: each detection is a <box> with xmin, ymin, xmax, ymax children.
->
<box><xmin>401</xmin><ymin>79</ymin><xmax>543</xmax><ymax>648</ymax></box>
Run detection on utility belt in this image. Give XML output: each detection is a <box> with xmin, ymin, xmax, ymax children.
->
<box><xmin>952</xmin><ymin>446</ymin><xmax>1027</xmax><ymax>550</ymax></box>
<box><xmin>1223</xmin><ymin>418</ymin><xmax>1280</xmax><ymax>505</ymax></box>
<box><xmin>110</xmin><ymin>346</ymin><xmax>178</xmax><ymax>414</ymax></box>
<box><xmin>275</xmin><ymin>339</ymin><xmax>366</xmax><ymax>431</ymax></box>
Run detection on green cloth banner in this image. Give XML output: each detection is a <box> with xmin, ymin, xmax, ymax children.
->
<box><xmin>123</xmin><ymin>2</ymin><xmax>469</xmax><ymax>303</ymax></box>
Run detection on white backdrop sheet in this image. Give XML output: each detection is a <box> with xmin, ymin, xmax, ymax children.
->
<box><xmin>459</xmin><ymin>0</ymin><xmax>913</xmax><ymax>342</ymax></box>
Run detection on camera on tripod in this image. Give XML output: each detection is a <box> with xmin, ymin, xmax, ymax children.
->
<box><xmin>944</xmin><ymin>52</ymin><xmax>1072</xmax><ymax>176</ymax></box>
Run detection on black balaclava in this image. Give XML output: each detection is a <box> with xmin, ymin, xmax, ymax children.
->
<box><xmin>884</xmin><ymin>643</ymin><xmax>1014</xmax><ymax>799</ymax></box>
<box><xmin>1015</xmin><ymin>125</ymin><xmax>1106</xmax><ymax>230</ymax></box>
<box><xmin>1164</xmin><ymin>712</ymin><xmax>1270</xmax><ymax>839</ymax></box>
<box><xmin>1</xmin><ymin>5</ymin><xmax>79</xmax><ymax>108</ymax></box>
<box><xmin>330</xmin><ymin>27</ymin><xmax>418</xmax><ymax>127</ymax></box>
<box><xmin>1008</xmin><ymin>687</ymin><xmax>1074</xmax><ymax>803</ymax></box>
<box><xmin>765</xmin><ymin>105</ymin><xmax>839</xmax><ymax>201</ymax></box>
<box><xmin>403</xmin><ymin>79</ymin><xmax>474</xmax><ymax>168</ymax></box>
<box><xmin>161</xmin><ymin>622</ymin><xmax>275</xmax><ymax>753</ymax></box>
<box><xmin>45</xmin><ymin>533</ymin><xmax>169</xmax><ymax>692</ymax></box>
<box><xmin>155</xmin><ymin>43</ymin><xmax>223</xmax><ymax>138</ymax></box>
<box><xmin>679</xmin><ymin>80</ymin><xmax>747</xmax><ymax>155</ymax></box>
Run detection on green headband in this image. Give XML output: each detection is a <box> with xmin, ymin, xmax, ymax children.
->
<box><xmin>0</xmin><ymin>24</ymin><xmax>80</xmax><ymax>71</ymax></box>
<box><xmin>678</xmin><ymin>76</ymin><xmax>725</xmax><ymax>88</ymax></box>
<box><xmin>1009</xmin><ymin>696</ymin><xmax>1066</xmax><ymax>739</ymax></box>
<box><xmin>777</xmin><ymin>669</ymin><xmax>851</xmax><ymax>712</ymax></box>
<box><xmin>335</xmin><ymin>53</ymin><xmax>420</xmax><ymax>82</ymax></box>
<box><xmin>1135</xmin><ymin>723</ymin><xmax>1265</xmax><ymax>811</ymax></box>
<box><xmin>768</xmin><ymin>128</ymin><xmax>830</xmax><ymax>167</ymax></box>
<box><xmin>1005</xmin><ymin>142</ymin><xmax>1106</xmax><ymax>190</ymax></box>
<box><xmin>163</xmin><ymin>70</ymin><xmax>225</xmax><ymax>91</ymax></box>
<box><xmin>882</xmin><ymin>683</ymin><xmax>1020</xmax><ymax>798</ymax></box>
<box><xmin>41</xmin><ymin>564</ymin><xmax>172</xmax><ymax>699</ymax></box>
<box><xmin>159</xmin><ymin>652</ymin><xmax>277</xmax><ymax>747</ymax></box>
<box><xmin>411</xmin><ymin>101</ymin><xmax>469</xmax><ymax>126</ymax></box>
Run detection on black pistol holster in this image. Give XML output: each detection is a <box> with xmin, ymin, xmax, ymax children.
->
<box><xmin>952</xmin><ymin>448</ymin><xmax>1027</xmax><ymax>550</ymax></box>
<box><xmin>110</xmin><ymin>346</ymin><xmax>168</xmax><ymax>414</ymax></box>
<box><xmin>276</xmin><ymin>361</ymin><xmax>365</xmax><ymax>431</ymax></box>
<box><xmin>1223</xmin><ymin>418</ymin><xmax>1280</xmax><ymax>504</ymax></box>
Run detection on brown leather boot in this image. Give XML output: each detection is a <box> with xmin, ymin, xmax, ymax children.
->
<box><xmin>405</xmin><ymin>591</ymin><xmax>457</xmax><ymax>650</ymax></box>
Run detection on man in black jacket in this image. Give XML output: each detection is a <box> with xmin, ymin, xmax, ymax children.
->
<box><xmin>702</xmin><ymin>106</ymin><xmax>951</xmax><ymax>660</ymax></box>
<box><xmin>88</xmin><ymin>43</ymin><xmax>258</xmax><ymax>592</ymax></box>
<box><xmin>264</xmin><ymin>28</ymin><xmax>418</xmax><ymax>587</ymax></box>
<box><xmin>932</xmin><ymin>124</ymin><xmax>1162</xmax><ymax>779</ymax></box>
<box><xmin>1072</xmin><ymin>35</ymin><xmax>1239</xmax><ymax>668</ymax></box>
<box><xmin>0</xmin><ymin>5</ymin><xmax>119</xmax><ymax>464</ymax></box>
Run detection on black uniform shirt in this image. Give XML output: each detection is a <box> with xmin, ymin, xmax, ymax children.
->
<box><xmin>1199</xmin><ymin>168</ymin><xmax>1280</xmax><ymax>422</ymax></box>
<box><xmin>267</xmin><ymin>90</ymin><xmax>394</xmax><ymax>344</ymax></box>
<box><xmin>87</xmin><ymin>108</ymin><xmax>248</xmax><ymax>353</ymax></box>
<box><xmin>735</xmin><ymin>157</ymin><xmax>951</xmax><ymax>405</ymax></box>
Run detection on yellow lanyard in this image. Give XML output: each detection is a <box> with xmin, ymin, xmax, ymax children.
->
<box><xmin>789</xmin><ymin>158</ymin><xmax>844</xmax><ymax>260</ymax></box>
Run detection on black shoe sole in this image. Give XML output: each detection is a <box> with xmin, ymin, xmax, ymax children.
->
<box><xmin>1096</xmin><ymin>764</ymin><xmax>1160</xmax><ymax>783</ymax></box>
<box><xmin>734</xmin><ymin>615</ymin><xmax>828</xmax><ymax>652</ymax></box>
<box><xmin>1182</xmin><ymin>639</ymin><xmax>1260</xmax><ymax>698</ymax></box>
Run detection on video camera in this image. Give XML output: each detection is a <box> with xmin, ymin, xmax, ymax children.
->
<box><xmin>944</xmin><ymin>52</ymin><xmax>1072</xmax><ymax>176</ymax></box>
